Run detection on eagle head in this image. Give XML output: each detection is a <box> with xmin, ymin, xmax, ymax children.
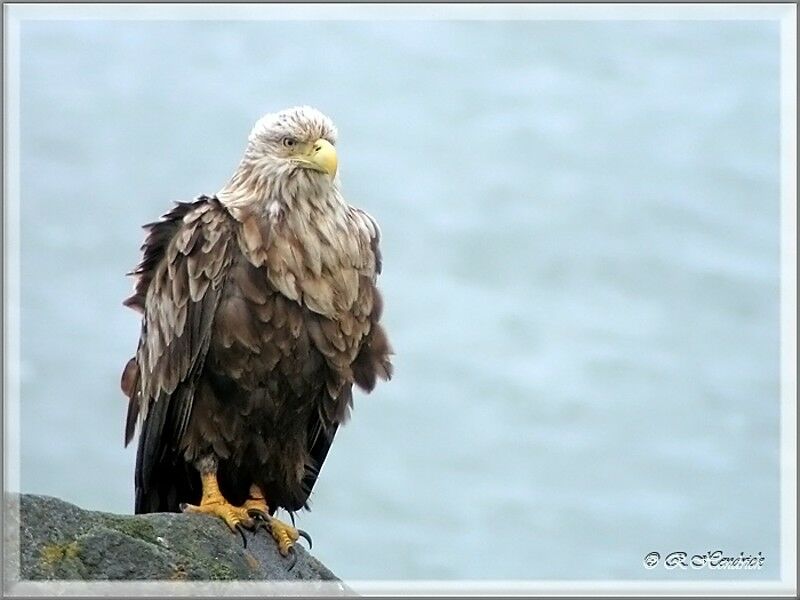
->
<box><xmin>245</xmin><ymin>106</ymin><xmax>339</xmax><ymax>179</ymax></box>
<box><xmin>219</xmin><ymin>106</ymin><xmax>342</xmax><ymax>210</ymax></box>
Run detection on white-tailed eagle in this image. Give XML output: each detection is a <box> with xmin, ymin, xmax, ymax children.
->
<box><xmin>121</xmin><ymin>106</ymin><xmax>393</xmax><ymax>564</ymax></box>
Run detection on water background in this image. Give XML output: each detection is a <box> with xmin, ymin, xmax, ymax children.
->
<box><xmin>16</xmin><ymin>18</ymin><xmax>782</xmax><ymax>581</ymax></box>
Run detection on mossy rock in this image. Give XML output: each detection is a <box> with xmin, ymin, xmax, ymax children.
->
<box><xmin>12</xmin><ymin>493</ymin><xmax>347</xmax><ymax>586</ymax></box>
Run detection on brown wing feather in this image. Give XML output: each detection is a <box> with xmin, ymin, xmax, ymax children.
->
<box><xmin>122</xmin><ymin>196</ymin><xmax>234</xmax><ymax>513</ymax></box>
<box><xmin>298</xmin><ymin>208</ymin><xmax>393</xmax><ymax>510</ymax></box>
<box><xmin>123</xmin><ymin>194</ymin><xmax>392</xmax><ymax>515</ymax></box>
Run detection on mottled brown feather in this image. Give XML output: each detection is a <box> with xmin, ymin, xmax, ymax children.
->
<box><xmin>124</xmin><ymin>183</ymin><xmax>393</xmax><ymax>515</ymax></box>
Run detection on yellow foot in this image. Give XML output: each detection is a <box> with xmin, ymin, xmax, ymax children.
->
<box><xmin>180</xmin><ymin>498</ymin><xmax>254</xmax><ymax>546</ymax></box>
<box><xmin>239</xmin><ymin>485</ymin><xmax>311</xmax><ymax>568</ymax></box>
<box><xmin>267</xmin><ymin>516</ymin><xmax>303</xmax><ymax>557</ymax></box>
<box><xmin>246</xmin><ymin>508</ymin><xmax>312</xmax><ymax>569</ymax></box>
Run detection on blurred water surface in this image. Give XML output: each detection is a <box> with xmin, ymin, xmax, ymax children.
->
<box><xmin>18</xmin><ymin>19</ymin><xmax>781</xmax><ymax>580</ymax></box>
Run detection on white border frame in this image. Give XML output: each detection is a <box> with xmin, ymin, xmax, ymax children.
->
<box><xmin>3</xmin><ymin>3</ymin><xmax>796</xmax><ymax>597</ymax></box>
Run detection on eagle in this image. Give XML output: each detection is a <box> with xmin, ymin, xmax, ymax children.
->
<box><xmin>121</xmin><ymin>106</ymin><xmax>393</xmax><ymax>563</ymax></box>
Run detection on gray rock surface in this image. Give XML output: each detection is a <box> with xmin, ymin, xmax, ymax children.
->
<box><xmin>13</xmin><ymin>494</ymin><xmax>347</xmax><ymax>585</ymax></box>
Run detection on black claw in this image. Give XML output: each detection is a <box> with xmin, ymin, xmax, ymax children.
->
<box><xmin>247</xmin><ymin>508</ymin><xmax>269</xmax><ymax>522</ymax></box>
<box><xmin>235</xmin><ymin>523</ymin><xmax>248</xmax><ymax>548</ymax></box>
<box><xmin>254</xmin><ymin>519</ymin><xmax>271</xmax><ymax>535</ymax></box>
<box><xmin>286</xmin><ymin>546</ymin><xmax>297</xmax><ymax>570</ymax></box>
<box><xmin>297</xmin><ymin>529</ymin><xmax>312</xmax><ymax>549</ymax></box>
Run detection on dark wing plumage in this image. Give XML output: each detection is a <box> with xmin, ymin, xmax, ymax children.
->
<box><xmin>350</xmin><ymin>208</ymin><xmax>392</xmax><ymax>392</ymax></box>
<box><xmin>122</xmin><ymin>196</ymin><xmax>234</xmax><ymax>513</ymax></box>
<box><xmin>123</xmin><ymin>195</ymin><xmax>392</xmax><ymax>516</ymax></box>
<box><xmin>296</xmin><ymin>208</ymin><xmax>393</xmax><ymax>511</ymax></box>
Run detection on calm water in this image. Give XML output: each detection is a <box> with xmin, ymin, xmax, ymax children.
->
<box><xmin>17</xmin><ymin>19</ymin><xmax>782</xmax><ymax>581</ymax></box>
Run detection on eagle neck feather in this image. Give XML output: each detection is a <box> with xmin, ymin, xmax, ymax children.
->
<box><xmin>217</xmin><ymin>156</ymin><xmax>344</xmax><ymax>219</ymax></box>
<box><xmin>216</xmin><ymin>157</ymin><xmax>361</xmax><ymax>320</ymax></box>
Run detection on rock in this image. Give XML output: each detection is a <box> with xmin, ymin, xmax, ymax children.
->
<box><xmin>11</xmin><ymin>493</ymin><xmax>349</xmax><ymax>589</ymax></box>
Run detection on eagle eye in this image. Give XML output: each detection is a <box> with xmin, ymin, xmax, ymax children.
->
<box><xmin>282</xmin><ymin>137</ymin><xmax>297</xmax><ymax>148</ymax></box>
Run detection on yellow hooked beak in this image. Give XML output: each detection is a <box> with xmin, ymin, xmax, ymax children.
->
<box><xmin>296</xmin><ymin>138</ymin><xmax>338</xmax><ymax>177</ymax></box>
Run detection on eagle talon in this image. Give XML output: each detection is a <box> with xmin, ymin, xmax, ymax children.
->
<box><xmin>179</xmin><ymin>478</ymin><xmax>255</xmax><ymax>545</ymax></box>
<box><xmin>235</xmin><ymin>523</ymin><xmax>248</xmax><ymax>548</ymax></box>
<box><xmin>254</xmin><ymin>519</ymin><xmax>270</xmax><ymax>534</ymax></box>
<box><xmin>250</xmin><ymin>513</ymin><xmax>305</xmax><ymax>558</ymax></box>
<box><xmin>297</xmin><ymin>528</ymin><xmax>312</xmax><ymax>549</ymax></box>
<box><xmin>247</xmin><ymin>508</ymin><xmax>270</xmax><ymax>521</ymax></box>
<box><xmin>286</xmin><ymin>546</ymin><xmax>297</xmax><ymax>570</ymax></box>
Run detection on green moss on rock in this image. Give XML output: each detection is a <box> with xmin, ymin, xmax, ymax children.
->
<box><xmin>99</xmin><ymin>516</ymin><xmax>159</xmax><ymax>546</ymax></box>
<box><xmin>15</xmin><ymin>494</ymin><xmax>345</xmax><ymax>585</ymax></box>
<box><xmin>39</xmin><ymin>541</ymin><xmax>79</xmax><ymax>566</ymax></box>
